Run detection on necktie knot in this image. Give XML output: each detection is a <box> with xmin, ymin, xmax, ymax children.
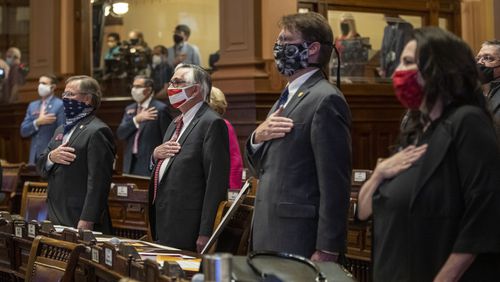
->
<box><xmin>171</xmin><ymin>115</ymin><xmax>184</xmax><ymax>140</ymax></box>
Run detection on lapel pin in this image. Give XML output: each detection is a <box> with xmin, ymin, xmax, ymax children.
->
<box><xmin>79</xmin><ymin>125</ymin><xmax>84</xmax><ymax>129</ymax></box>
<box><xmin>298</xmin><ymin>92</ymin><xmax>304</xmax><ymax>98</ymax></box>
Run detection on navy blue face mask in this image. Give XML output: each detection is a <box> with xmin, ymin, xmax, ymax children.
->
<box><xmin>62</xmin><ymin>98</ymin><xmax>94</xmax><ymax>134</ymax></box>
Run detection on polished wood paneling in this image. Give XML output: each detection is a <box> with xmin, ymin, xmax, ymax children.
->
<box><xmin>0</xmin><ymin>90</ymin><xmax>403</xmax><ymax>171</ymax></box>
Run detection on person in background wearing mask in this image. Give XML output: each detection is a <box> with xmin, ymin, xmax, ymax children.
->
<box><xmin>117</xmin><ymin>75</ymin><xmax>171</xmax><ymax>176</ymax></box>
<box><xmin>20</xmin><ymin>75</ymin><xmax>65</xmax><ymax>165</ymax></box>
<box><xmin>334</xmin><ymin>13</ymin><xmax>361</xmax><ymax>54</ymax></box>
<box><xmin>358</xmin><ymin>27</ymin><xmax>500</xmax><ymax>281</ymax></box>
<box><xmin>150</xmin><ymin>64</ymin><xmax>229</xmax><ymax>252</ymax></box>
<box><xmin>104</xmin><ymin>33</ymin><xmax>122</xmax><ymax>60</ymax></box>
<box><xmin>245</xmin><ymin>12</ymin><xmax>352</xmax><ymax>262</ymax></box>
<box><xmin>476</xmin><ymin>40</ymin><xmax>500</xmax><ymax>137</ymax></box>
<box><xmin>126</xmin><ymin>29</ymin><xmax>152</xmax><ymax>76</ymax></box>
<box><xmin>3</xmin><ymin>47</ymin><xmax>27</xmax><ymax>103</ymax></box>
<box><xmin>0</xmin><ymin>57</ymin><xmax>10</xmax><ymax>103</ymax></box>
<box><xmin>151</xmin><ymin>45</ymin><xmax>173</xmax><ymax>95</ymax></box>
<box><xmin>37</xmin><ymin>75</ymin><xmax>115</xmax><ymax>234</ymax></box>
<box><xmin>167</xmin><ymin>24</ymin><xmax>201</xmax><ymax>67</ymax></box>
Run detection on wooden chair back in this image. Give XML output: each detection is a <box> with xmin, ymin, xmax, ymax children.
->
<box><xmin>20</xmin><ymin>182</ymin><xmax>48</xmax><ymax>222</ymax></box>
<box><xmin>84</xmin><ymin>242</ymin><xmax>129</xmax><ymax>282</ymax></box>
<box><xmin>143</xmin><ymin>259</ymin><xmax>172</xmax><ymax>282</ymax></box>
<box><xmin>210</xmin><ymin>201</ymin><xmax>254</xmax><ymax>255</ymax></box>
<box><xmin>25</xmin><ymin>235</ymin><xmax>85</xmax><ymax>282</ymax></box>
<box><xmin>0</xmin><ymin>160</ymin><xmax>24</xmax><ymax>193</ymax></box>
<box><xmin>0</xmin><ymin>160</ymin><xmax>25</xmax><ymax>212</ymax></box>
<box><xmin>108</xmin><ymin>182</ymin><xmax>150</xmax><ymax>240</ymax></box>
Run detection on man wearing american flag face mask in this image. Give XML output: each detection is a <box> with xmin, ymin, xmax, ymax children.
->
<box><xmin>149</xmin><ymin>64</ymin><xmax>230</xmax><ymax>253</ymax></box>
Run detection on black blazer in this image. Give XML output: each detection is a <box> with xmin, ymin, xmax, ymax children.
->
<box><xmin>116</xmin><ymin>99</ymin><xmax>171</xmax><ymax>176</ymax></box>
<box><xmin>245</xmin><ymin>70</ymin><xmax>352</xmax><ymax>257</ymax></box>
<box><xmin>373</xmin><ymin>105</ymin><xmax>500</xmax><ymax>281</ymax></box>
<box><xmin>149</xmin><ymin>103</ymin><xmax>229</xmax><ymax>251</ymax></box>
<box><xmin>37</xmin><ymin>115</ymin><xmax>116</xmax><ymax>234</ymax></box>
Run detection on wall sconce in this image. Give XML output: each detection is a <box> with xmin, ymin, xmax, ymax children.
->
<box><xmin>112</xmin><ymin>2</ymin><xmax>129</xmax><ymax>16</ymax></box>
<box><xmin>102</xmin><ymin>1</ymin><xmax>129</xmax><ymax>17</ymax></box>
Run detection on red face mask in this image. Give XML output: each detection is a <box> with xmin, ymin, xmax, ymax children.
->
<box><xmin>392</xmin><ymin>69</ymin><xmax>424</xmax><ymax>110</ymax></box>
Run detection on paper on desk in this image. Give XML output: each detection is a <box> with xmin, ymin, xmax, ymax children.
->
<box><xmin>139</xmin><ymin>252</ymin><xmax>195</xmax><ymax>259</ymax></box>
<box><xmin>176</xmin><ymin>260</ymin><xmax>201</xmax><ymax>272</ymax></box>
<box><xmin>95</xmin><ymin>237</ymin><xmax>140</xmax><ymax>243</ymax></box>
<box><xmin>157</xmin><ymin>255</ymin><xmax>201</xmax><ymax>272</ymax></box>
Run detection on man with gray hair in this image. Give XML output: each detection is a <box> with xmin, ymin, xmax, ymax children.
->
<box><xmin>37</xmin><ymin>75</ymin><xmax>115</xmax><ymax>234</ymax></box>
<box><xmin>150</xmin><ymin>64</ymin><xmax>229</xmax><ymax>252</ymax></box>
<box><xmin>477</xmin><ymin>40</ymin><xmax>500</xmax><ymax>136</ymax></box>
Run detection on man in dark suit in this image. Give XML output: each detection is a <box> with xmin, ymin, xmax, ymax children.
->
<box><xmin>117</xmin><ymin>75</ymin><xmax>171</xmax><ymax>176</ymax></box>
<box><xmin>476</xmin><ymin>40</ymin><xmax>500</xmax><ymax>137</ymax></box>
<box><xmin>245</xmin><ymin>12</ymin><xmax>352</xmax><ymax>262</ymax></box>
<box><xmin>37</xmin><ymin>75</ymin><xmax>115</xmax><ymax>233</ymax></box>
<box><xmin>20</xmin><ymin>74</ymin><xmax>65</xmax><ymax>164</ymax></box>
<box><xmin>150</xmin><ymin>64</ymin><xmax>229</xmax><ymax>252</ymax></box>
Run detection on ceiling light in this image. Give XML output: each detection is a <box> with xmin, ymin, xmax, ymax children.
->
<box><xmin>112</xmin><ymin>2</ymin><xmax>129</xmax><ymax>16</ymax></box>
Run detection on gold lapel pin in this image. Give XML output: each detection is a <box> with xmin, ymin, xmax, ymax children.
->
<box><xmin>297</xmin><ymin>92</ymin><xmax>304</xmax><ymax>98</ymax></box>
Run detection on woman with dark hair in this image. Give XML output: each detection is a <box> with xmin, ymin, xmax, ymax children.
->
<box><xmin>358</xmin><ymin>27</ymin><xmax>500</xmax><ymax>281</ymax></box>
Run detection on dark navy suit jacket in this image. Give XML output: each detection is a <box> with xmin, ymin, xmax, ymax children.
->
<box><xmin>116</xmin><ymin>98</ymin><xmax>171</xmax><ymax>176</ymax></box>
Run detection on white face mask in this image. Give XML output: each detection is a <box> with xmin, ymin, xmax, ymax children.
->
<box><xmin>152</xmin><ymin>55</ymin><xmax>162</xmax><ymax>67</ymax></box>
<box><xmin>131</xmin><ymin>87</ymin><xmax>147</xmax><ymax>103</ymax></box>
<box><xmin>38</xmin><ymin>84</ymin><xmax>52</xmax><ymax>97</ymax></box>
<box><xmin>167</xmin><ymin>85</ymin><xmax>196</xmax><ymax>108</ymax></box>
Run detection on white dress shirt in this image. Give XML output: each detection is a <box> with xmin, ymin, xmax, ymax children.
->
<box><xmin>158</xmin><ymin>101</ymin><xmax>204</xmax><ymax>182</ymax></box>
<box><xmin>132</xmin><ymin>95</ymin><xmax>153</xmax><ymax>128</ymax></box>
<box><xmin>45</xmin><ymin>125</ymin><xmax>78</xmax><ymax>169</ymax></box>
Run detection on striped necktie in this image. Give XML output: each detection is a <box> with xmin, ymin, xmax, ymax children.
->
<box><xmin>132</xmin><ymin>106</ymin><xmax>143</xmax><ymax>154</ymax></box>
<box><xmin>152</xmin><ymin>115</ymin><xmax>184</xmax><ymax>203</ymax></box>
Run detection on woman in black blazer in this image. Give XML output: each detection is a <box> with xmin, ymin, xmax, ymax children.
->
<box><xmin>358</xmin><ymin>27</ymin><xmax>500</xmax><ymax>281</ymax></box>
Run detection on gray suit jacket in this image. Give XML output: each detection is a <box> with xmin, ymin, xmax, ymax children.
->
<box><xmin>488</xmin><ymin>80</ymin><xmax>500</xmax><ymax>139</ymax></box>
<box><xmin>245</xmin><ymin>70</ymin><xmax>352</xmax><ymax>257</ymax></box>
<box><xmin>116</xmin><ymin>99</ymin><xmax>171</xmax><ymax>176</ymax></box>
<box><xmin>149</xmin><ymin>103</ymin><xmax>229</xmax><ymax>251</ymax></box>
<box><xmin>36</xmin><ymin>115</ymin><xmax>116</xmax><ymax>234</ymax></box>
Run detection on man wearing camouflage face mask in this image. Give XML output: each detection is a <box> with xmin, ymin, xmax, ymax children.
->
<box><xmin>476</xmin><ymin>40</ymin><xmax>500</xmax><ymax>137</ymax></box>
<box><xmin>245</xmin><ymin>12</ymin><xmax>352</xmax><ymax>262</ymax></box>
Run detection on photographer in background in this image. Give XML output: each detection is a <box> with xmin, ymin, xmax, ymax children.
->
<box><xmin>103</xmin><ymin>33</ymin><xmax>126</xmax><ymax>80</ymax></box>
<box><xmin>0</xmin><ymin>57</ymin><xmax>9</xmax><ymax>103</ymax></box>
<box><xmin>123</xmin><ymin>30</ymin><xmax>152</xmax><ymax>77</ymax></box>
<box><xmin>3</xmin><ymin>47</ymin><xmax>28</xmax><ymax>103</ymax></box>
<box><xmin>151</xmin><ymin>45</ymin><xmax>173</xmax><ymax>95</ymax></box>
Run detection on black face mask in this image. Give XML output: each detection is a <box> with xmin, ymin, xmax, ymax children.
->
<box><xmin>129</xmin><ymin>38</ymin><xmax>139</xmax><ymax>45</ymax></box>
<box><xmin>478</xmin><ymin>63</ymin><xmax>500</xmax><ymax>84</ymax></box>
<box><xmin>340</xmin><ymin>23</ymin><xmax>350</xmax><ymax>36</ymax></box>
<box><xmin>173</xmin><ymin>34</ymin><xmax>183</xmax><ymax>44</ymax></box>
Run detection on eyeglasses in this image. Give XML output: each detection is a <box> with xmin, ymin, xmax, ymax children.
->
<box><xmin>168</xmin><ymin>80</ymin><xmax>192</xmax><ymax>88</ymax></box>
<box><xmin>62</xmin><ymin>91</ymin><xmax>88</xmax><ymax>98</ymax></box>
<box><xmin>476</xmin><ymin>54</ymin><xmax>499</xmax><ymax>63</ymax></box>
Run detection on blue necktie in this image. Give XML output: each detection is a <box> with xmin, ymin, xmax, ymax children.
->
<box><xmin>277</xmin><ymin>87</ymin><xmax>289</xmax><ymax>108</ymax></box>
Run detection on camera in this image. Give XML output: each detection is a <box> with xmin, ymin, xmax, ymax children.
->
<box><xmin>121</xmin><ymin>40</ymin><xmax>152</xmax><ymax>76</ymax></box>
